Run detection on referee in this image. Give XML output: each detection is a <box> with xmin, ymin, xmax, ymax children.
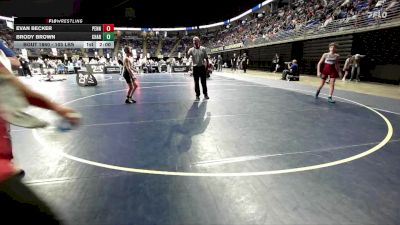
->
<box><xmin>187</xmin><ymin>36</ymin><xmax>209</xmax><ymax>100</ymax></box>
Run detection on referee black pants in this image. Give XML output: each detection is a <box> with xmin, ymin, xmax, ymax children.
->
<box><xmin>193</xmin><ymin>66</ymin><xmax>208</xmax><ymax>97</ymax></box>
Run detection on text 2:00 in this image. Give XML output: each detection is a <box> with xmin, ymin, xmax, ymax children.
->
<box><xmin>98</xmin><ymin>42</ymin><xmax>112</xmax><ymax>47</ymax></box>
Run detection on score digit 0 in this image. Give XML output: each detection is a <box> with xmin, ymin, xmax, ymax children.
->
<box><xmin>102</xmin><ymin>24</ymin><xmax>114</xmax><ymax>32</ymax></box>
<box><xmin>102</xmin><ymin>32</ymin><xmax>115</xmax><ymax>41</ymax></box>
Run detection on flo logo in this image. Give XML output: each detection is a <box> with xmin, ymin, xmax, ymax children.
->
<box><xmin>76</xmin><ymin>71</ymin><xmax>98</xmax><ymax>87</ymax></box>
<box><xmin>368</xmin><ymin>11</ymin><xmax>387</xmax><ymax>19</ymax></box>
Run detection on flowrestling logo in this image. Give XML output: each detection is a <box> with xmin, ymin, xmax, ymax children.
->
<box><xmin>224</xmin><ymin>42</ymin><xmax>243</xmax><ymax>50</ymax></box>
<box><xmin>104</xmin><ymin>66</ymin><xmax>121</xmax><ymax>74</ymax></box>
<box><xmin>211</xmin><ymin>46</ymin><xmax>224</xmax><ymax>52</ymax></box>
<box><xmin>172</xmin><ymin>66</ymin><xmax>189</xmax><ymax>72</ymax></box>
<box><xmin>47</xmin><ymin>19</ymin><xmax>83</xmax><ymax>24</ymax></box>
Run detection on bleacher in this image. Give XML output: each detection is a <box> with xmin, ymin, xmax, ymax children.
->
<box><xmin>146</xmin><ymin>37</ymin><xmax>158</xmax><ymax>57</ymax></box>
<box><xmin>161</xmin><ymin>37</ymin><xmax>177</xmax><ymax>57</ymax></box>
<box><xmin>205</xmin><ymin>0</ymin><xmax>400</xmax><ymax>51</ymax></box>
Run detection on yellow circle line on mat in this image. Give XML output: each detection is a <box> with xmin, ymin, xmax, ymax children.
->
<box><xmin>32</xmin><ymin>84</ymin><xmax>393</xmax><ymax>177</ymax></box>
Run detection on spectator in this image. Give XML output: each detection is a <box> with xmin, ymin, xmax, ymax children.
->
<box><xmin>20</xmin><ymin>57</ymin><xmax>33</xmax><ymax>77</ymax></box>
<box><xmin>241</xmin><ymin>53</ymin><xmax>249</xmax><ymax>73</ymax></box>
<box><xmin>281</xmin><ymin>59</ymin><xmax>299</xmax><ymax>80</ymax></box>
<box><xmin>273</xmin><ymin>53</ymin><xmax>281</xmax><ymax>73</ymax></box>
<box><xmin>350</xmin><ymin>54</ymin><xmax>366</xmax><ymax>81</ymax></box>
<box><xmin>231</xmin><ymin>53</ymin><xmax>238</xmax><ymax>72</ymax></box>
<box><xmin>342</xmin><ymin>54</ymin><xmax>353</xmax><ymax>81</ymax></box>
<box><xmin>217</xmin><ymin>55</ymin><xmax>223</xmax><ymax>72</ymax></box>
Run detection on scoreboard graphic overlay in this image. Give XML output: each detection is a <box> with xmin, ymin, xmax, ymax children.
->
<box><xmin>13</xmin><ymin>18</ymin><xmax>114</xmax><ymax>49</ymax></box>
